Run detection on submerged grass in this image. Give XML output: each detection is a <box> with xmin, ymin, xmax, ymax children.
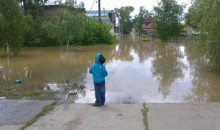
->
<box><xmin>0</xmin><ymin>87</ymin><xmax>56</xmax><ymax>100</ymax></box>
<box><xmin>0</xmin><ymin>85</ymin><xmax>47</xmax><ymax>99</ymax></box>
<box><xmin>142</xmin><ymin>103</ymin><xmax>149</xmax><ymax>130</ymax></box>
<box><xmin>0</xmin><ymin>83</ymin><xmax>85</xmax><ymax>100</ymax></box>
<box><xmin>19</xmin><ymin>102</ymin><xmax>57</xmax><ymax>130</ymax></box>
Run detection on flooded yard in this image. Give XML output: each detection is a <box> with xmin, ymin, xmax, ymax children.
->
<box><xmin>1</xmin><ymin>37</ymin><xmax>220</xmax><ymax>103</ymax></box>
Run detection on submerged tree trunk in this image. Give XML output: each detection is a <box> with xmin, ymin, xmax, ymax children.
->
<box><xmin>6</xmin><ymin>42</ymin><xmax>10</xmax><ymax>56</ymax></box>
<box><xmin>66</xmin><ymin>40</ymin><xmax>69</xmax><ymax>51</ymax></box>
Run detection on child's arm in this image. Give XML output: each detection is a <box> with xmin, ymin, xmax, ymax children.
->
<box><xmin>102</xmin><ymin>66</ymin><xmax>108</xmax><ymax>77</ymax></box>
<box><xmin>89</xmin><ymin>66</ymin><xmax>93</xmax><ymax>74</ymax></box>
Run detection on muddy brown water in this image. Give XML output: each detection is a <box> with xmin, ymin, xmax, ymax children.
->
<box><xmin>1</xmin><ymin>38</ymin><xmax>220</xmax><ymax>103</ymax></box>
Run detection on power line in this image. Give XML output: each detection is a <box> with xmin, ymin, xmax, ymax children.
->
<box><xmin>86</xmin><ymin>0</ymin><xmax>96</xmax><ymax>14</ymax></box>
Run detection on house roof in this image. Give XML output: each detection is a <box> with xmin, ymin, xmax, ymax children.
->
<box><xmin>42</xmin><ymin>5</ymin><xmax>59</xmax><ymax>9</ymax></box>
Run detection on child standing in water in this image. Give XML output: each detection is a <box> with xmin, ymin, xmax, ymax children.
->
<box><xmin>89</xmin><ymin>53</ymin><xmax>108</xmax><ymax>106</ymax></box>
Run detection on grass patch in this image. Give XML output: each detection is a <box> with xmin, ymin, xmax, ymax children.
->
<box><xmin>0</xmin><ymin>85</ymin><xmax>56</xmax><ymax>100</ymax></box>
<box><xmin>142</xmin><ymin>103</ymin><xmax>149</xmax><ymax>130</ymax></box>
<box><xmin>0</xmin><ymin>82</ymin><xmax>86</xmax><ymax>100</ymax></box>
<box><xmin>19</xmin><ymin>102</ymin><xmax>57</xmax><ymax>130</ymax></box>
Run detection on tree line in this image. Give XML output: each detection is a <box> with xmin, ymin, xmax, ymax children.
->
<box><xmin>185</xmin><ymin>0</ymin><xmax>220</xmax><ymax>71</ymax></box>
<box><xmin>115</xmin><ymin>0</ymin><xmax>184</xmax><ymax>41</ymax></box>
<box><xmin>0</xmin><ymin>0</ymin><xmax>116</xmax><ymax>55</ymax></box>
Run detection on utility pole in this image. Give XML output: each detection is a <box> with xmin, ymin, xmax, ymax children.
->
<box><xmin>103</xmin><ymin>8</ymin><xmax>105</xmax><ymax>20</ymax></box>
<box><xmin>98</xmin><ymin>0</ymin><xmax>101</xmax><ymax>23</ymax></box>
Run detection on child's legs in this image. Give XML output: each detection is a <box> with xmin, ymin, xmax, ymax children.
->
<box><xmin>100</xmin><ymin>86</ymin><xmax>105</xmax><ymax>105</ymax></box>
<box><xmin>94</xmin><ymin>84</ymin><xmax>101</xmax><ymax>105</ymax></box>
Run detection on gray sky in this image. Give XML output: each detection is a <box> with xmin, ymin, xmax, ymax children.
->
<box><xmin>78</xmin><ymin>0</ymin><xmax>191</xmax><ymax>15</ymax></box>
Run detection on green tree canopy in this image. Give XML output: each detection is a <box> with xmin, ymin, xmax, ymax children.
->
<box><xmin>114</xmin><ymin>6</ymin><xmax>134</xmax><ymax>34</ymax></box>
<box><xmin>153</xmin><ymin>0</ymin><xmax>184</xmax><ymax>41</ymax></box>
<box><xmin>186</xmin><ymin>0</ymin><xmax>220</xmax><ymax>70</ymax></box>
<box><xmin>0</xmin><ymin>0</ymin><xmax>28</xmax><ymax>55</ymax></box>
<box><xmin>133</xmin><ymin>6</ymin><xmax>151</xmax><ymax>34</ymax></box>
<box><xmin>42</xmin><ymin>3</ymin><xmax>115</xmax><ymax>47</ymax></box>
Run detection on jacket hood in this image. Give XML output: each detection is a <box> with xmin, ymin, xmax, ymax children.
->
<box><xmin>95</xmin><ymin>53</ymin><xmax>101</xmax><ymax>64</ymax></box>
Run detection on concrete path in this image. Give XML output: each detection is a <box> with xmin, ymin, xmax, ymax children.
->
<box><xmin>2</xmin><ymin>102</ymin><xmax>220</xmax><ymax>130</ymax></box>
<box><xmin>26</xmin><ymin>104</ymin><xmax>145</xmax><ymax>130</ymax></box>
<box><xmin>147</xmin><ymin>103</ymin><xmax>220</xmax><ymax>130</ymax></box>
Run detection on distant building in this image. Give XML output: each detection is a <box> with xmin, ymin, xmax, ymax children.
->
<box><xmin>86</xmin><ymin>10</ymin><xmax>116</xmax><ymax>24</ymax></box>
<box><xmin>41</xmin><ymin>5</ymin><xmax>85</xmax><ymax>18</ymax></box>
<box><xmin>183</xmin><ymin>26</ymin><xmax>194</xmax><ymax>35</ymax></box>
<box><xmin>42</xmin><ymin>5</ymin><xmax>60</xmax><ymax>17</ymax></box>
<box><xmin>86</xmin><ymin>10</ymin><xmax>117</xmax><ymax>34</ymax></box>
<box><xmin>142</xmin><ymin>16</ymin><xmax>154</xmax><ymax>37</ymax></box>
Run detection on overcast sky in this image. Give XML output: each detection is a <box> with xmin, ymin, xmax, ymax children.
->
<box><xmin>77</xmin><ymin>0</ymin><xmax>192</xmax><ymax>15</ymax></box>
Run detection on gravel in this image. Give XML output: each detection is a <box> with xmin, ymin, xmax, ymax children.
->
<box><xmin>0</xmin><ymin>99</ymin><xmax>52</xmax><ymax>126</ymax></box>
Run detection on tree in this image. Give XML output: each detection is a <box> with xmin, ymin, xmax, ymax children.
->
<box><xmin>114</xmin><ymin>6</ymin><xmax>134</xmax><ymax>34</ymax></box>
<box><xmin>42</xmin><ymin>1</ymin><xmax>115</xmax><ymax>47</ymax></box>
<box><xmin>17</xmin><ymin>0</ymin><xmax>50</xmax><ymax>47</ymax></box>
<box><xmin>153</xmin><ymin>0</ymin><xmax>184</xmax><ymax>41</ymax></box>
<box><xmin>0</xmin><ymin>0</ymin><xmax>28</xmax><ymax>55</ymax></box>
<box><xmin>42</xmin><ymin>0</ymin><xmax>86</xmax><ymax>48</ymax></box>
<box><xmin>43</xmin><ymin>12</ymin><xmax>115</xmax><ymax>46</ymax></box>
<box><xmin>59</xmin><ymin>9</ymin><xmax>84</xmax><ymax>49</ymax></box>
<box><xmin>186</xmin><ymin>0</ymin><xmax>220</xmax><ymax>71</ymax></box>
<box><xmin>133</xmin><ymin>6</ymin><xmax>150</xmax><ymax>35</ymax></box>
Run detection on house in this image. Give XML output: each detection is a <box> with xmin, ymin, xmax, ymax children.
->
<box><xmin>41</xmin><ymin>5</ymin><xmax>85</xmax><ymax>18</ymax></box>
<box><xmin>86</xmin><ymin>10</ymin><xmax>116</xmax><ymax>24</ymax></box>
<box><xmin>42</xmin><ymin>5</ymin><xmax>60</xmax><ymax>17</ymax></box>
<box><xmin>142</xmin><ymin>16</ymin><xmax>155</xmax><ymax>37</ymax></box>
<box><xmin>86</xmin><ymin>10</ymin><xmax>117</xmax><ymax>34</ymax></box>
<box><xmin>183</xmin><ymin>26</ymin><xmax>194</xmax><ymax>35</ymax></box>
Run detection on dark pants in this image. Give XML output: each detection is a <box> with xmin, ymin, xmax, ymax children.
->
<box><xmin>94</xmin><ymin>81</ymin><xmax>105</xmax><ymax>105</ymax></box>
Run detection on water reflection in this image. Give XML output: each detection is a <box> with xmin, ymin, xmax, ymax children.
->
<box><xmin>113</xmin><ymin>39</ymin><xmax>134</xmax><ymax>62</ymax></box>
<box><xmin>151</xmin><ymin>43</ymin><xmax>186</xmax><ymax>99</ymax></box>
<box><xmin>1</xmin><ymin>38</ymin><xmax>220</xmax><ymax>102</ymax></box>
<box><xmin>184</xmin><ymin>45</ymin><xmax>220</xmax><ymax>102</ymax></box>
<box><xmin>187</xmin><ymin>71</ymin><xmax>220</xmax><ymax>102</ymax></box>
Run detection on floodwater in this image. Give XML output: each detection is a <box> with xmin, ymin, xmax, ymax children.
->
<box><xmin>1</xmin><ymin>37</ymin><xmax>220</xmax><ymax>103</ymax></box>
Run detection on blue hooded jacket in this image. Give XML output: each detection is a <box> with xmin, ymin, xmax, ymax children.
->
<box><xmin>89</xmin><ymin>53</ymin><xmax>108</xmax><ymax>84</ymax></box>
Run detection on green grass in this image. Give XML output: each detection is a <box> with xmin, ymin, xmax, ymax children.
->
<box><xmin>19</xmin><ymin>102</ymin><xmax>57</xmax><ymax>130</ymax></box>
<box><xmin>142</xmin><ymin>103</ymin><xmax>149</xmax><ymax>130</ymax></box>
